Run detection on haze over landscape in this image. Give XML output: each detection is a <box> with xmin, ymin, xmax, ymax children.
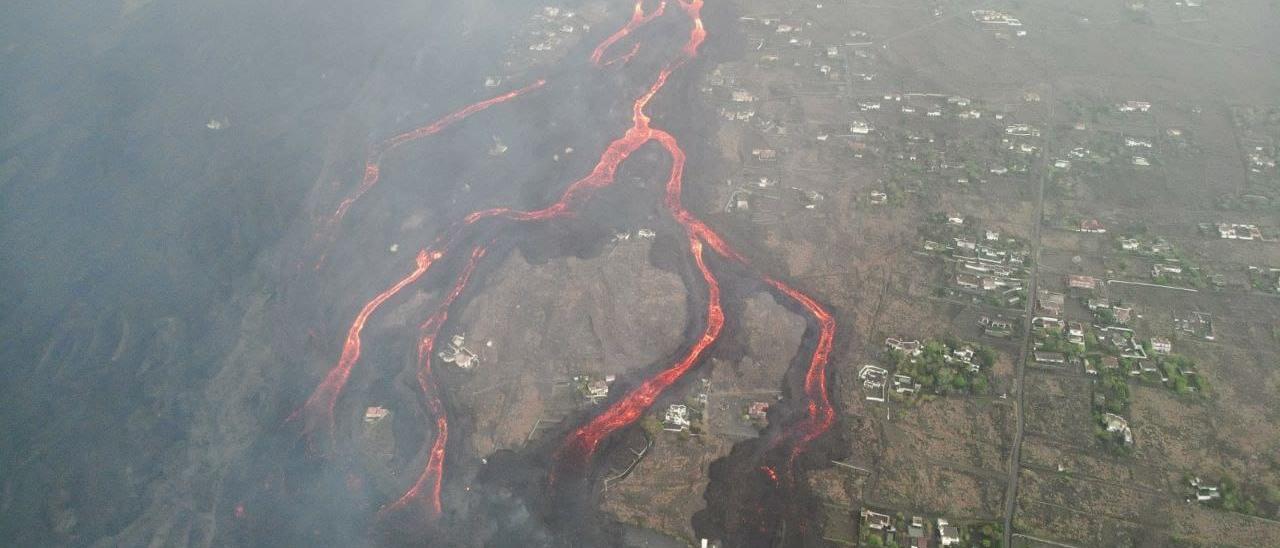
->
<box><xmin>2</xmin><ymin>1</ymin><xmax>1280</xmax><ymax>547</ymax></box>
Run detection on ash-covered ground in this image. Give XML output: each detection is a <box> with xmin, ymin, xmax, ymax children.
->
<box><xmin>1</xmin><ymin>1</ymin><xmax>851</xmax><ymax>546</ymax></box>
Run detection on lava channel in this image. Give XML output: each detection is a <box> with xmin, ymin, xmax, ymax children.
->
<box><xmin>288</xmin><ymin>248</ymin><xmax>441</xmax><ymax>445</ymax></box>
<box><xmin>380</xmin><ymin>244</ymin><xmax>487</xmax><ymax>522</ymax></box>
<box><xmin>320</xmin><ymin>79</ymin><xmax>546</xmax><ymax>233</ymax></box>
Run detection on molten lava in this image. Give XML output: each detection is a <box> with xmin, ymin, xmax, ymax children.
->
<box><xmin>324</xmin><ymin>80</ymin><xmax>546</xmax><ymax>229</ymax></box>
<box><xmin>553</xmin><ymin>237</ymin><xmax>722</xmax><ymax>474</ymax></box>
<box><xmin>381</xmin><ymin>245</ymin><xmax>488</xmax><ymax>521</ymax></box>
<box><xmin>298</xmin><ymin>0</ymin><xmax>841</xmax><ymax>537</ymax></box>
<box><xmin>288</xmin><ymin>248</ymin><xmax>440</xmax><ymax>441</ymax></box>
<box><xmin>589</xmin><ymin>0</ymin><xmax>667</xmax><ymax>66</ymax></box>
<box><xmin>601</xmin><ymin>42</ymin><xmax>643</xmax><ymax>67</ymax></box>
<box><xmin>765</xmin><ymin>277</ymin><xmax>837</xmax><ymax>471</ymax></box>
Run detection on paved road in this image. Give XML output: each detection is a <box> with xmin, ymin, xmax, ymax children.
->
<box><xmin>1002</xmin><ymin>92</ymin><xmax>1054</xmax><ymax>547</ymax></box>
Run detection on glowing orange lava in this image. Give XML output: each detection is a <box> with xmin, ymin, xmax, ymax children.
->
<box><xmin>298</xmin><ymin>0</ymin><xmax>840</xmax><ymax>534</ymax></box>
<box><xmin>324</xmin><ymin>80</ymin><xmax>546</xmax><ymax>229</ymax></box>
<box><xmin>765</xmin><ymin>277</ymin><xmax>836</xmax><ymax>471</ymax></box>
<box><xmin>589</xmin><ymin>0</ymin><xmax>667</xmax><ymax>66</ymax></box>
<box><xmin>381</xmin><ymin>245</ymin><xmax>487</xmax><ymax>521</ymax></box>
<box><xmin>553</xmin><ymin>237</ymin><xmax>722</xmax><ymax>475</ymax></box>
<box><xmin>760</xmin><ymin>466</ymin><xmax>779</xmax><ymax>484</ymax></box>
<box><xmin>288</xmin><ymin>248</ymin><xmax>440</xmax><ymax>442</ymax></box>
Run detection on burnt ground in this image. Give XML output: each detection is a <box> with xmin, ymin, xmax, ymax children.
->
<box><xmin>21</xmin><ymin>0</ymin><xmax>1280</xmax><ymax>547</ymax></box>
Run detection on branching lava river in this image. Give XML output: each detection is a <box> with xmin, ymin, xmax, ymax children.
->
<box><xmin>290</xmin><ymin>0</ymin><xmax>840</xmax><ymax>544</ymax></box>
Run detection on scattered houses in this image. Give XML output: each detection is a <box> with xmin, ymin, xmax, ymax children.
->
<box><xmin>438</xmin><ymin>334</ymin><xmax>480</xmax><ymax>369</ymax></box>
<box><xmin>1215</xmin><ymin>223</ymin><xmax>1263</xmax><ymax>240</ymax></box>
<box><xmin>663</xmin><ymin>404</ymin><xmax>691</xmax><ymax>432</ymax></box>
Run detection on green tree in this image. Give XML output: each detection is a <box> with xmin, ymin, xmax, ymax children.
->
<box><xmin>971</xmin><ymin>375</ymin><xmax>989</xmax><ymax>395</ymax></box>
<box><xmin>640</xmin><ymin>415</ymin><xmax>663</xmax><ymax>437</ymax></box>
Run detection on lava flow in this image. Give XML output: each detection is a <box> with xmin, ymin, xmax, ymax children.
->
<box><xmin>295</xmin><ymin>0</ymin><xmax>841</xmax><ymax>538</ymax></box>
<box><xmin>287</xmin><ymin>248</ymin><xmax>440</xmax><ymax>442</ymax></box>
<box><xmin>590</xmin><ymin>0</ymin><xmax>667</xmax><ymax>66</ymax></box>
<box><xmin>553</xmin><ymin>236</ymin><xmax>723</xmax><ymax>473</ymax></box>
<box><xmin>323</xmin><ymin>80</ymin><xmax>546</xmax><ymax>230</ymax></box>
<box><xmin>380</xmin><ymin>245</ymin><xmax>488</xmax><ymax>522</ymax></box>
<box><xmin>764</xmin><ymin>276</ymin><xmax>837</xmax><ymax>472</ymax></box>
<box><xmin>553</xmin><ymin>0</ymin><xmax>838</xmax><ymax>488</ymax></box>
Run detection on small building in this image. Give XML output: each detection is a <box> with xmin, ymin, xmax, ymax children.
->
<box><xmin>1113</xmin><ymin>306</ymin><xmax>1133</xmax><ymax>324</ymax></box>
<box><xmin>663</xmin><ymin>404</ymin><xmax>691</xmax><ymax>431</ymax></box>
<box><xmin>886</xmin><ymin>337</ymin><xmax>924</xmax><ymax>357</ymax></box>
<box><xmin>937</xmin><ymin>518</ymin><xmax>961</xmax><ymax>546</ymax></box>
<box><xmin>751</xmin><ymin>148</ymin><xmax>778</xmax><ymax>162</ymax></box>
<box><xmin>956</xmin><ymin>273</ymin><xmax>983</xmax><ymax>290</ymax></box>
<box><xmin>1151</xmin><ymin>337</ymin><xmax>1172</xmax><ymax>354</ymax></box>
<box><xmin>747</xmin><ymin>401</ymin><xmax>770</xmax><ymax>422</ymax></box>
<box><xmin>1067</xmin><ymin>275</ymin><xmax>1099</xmax><ymax>290</ymax></box>
<box><xmin>1189</xmin><ymin>478</ymin><xmax>1222</xmax><ymax>502</ymax></box>
<box><xmin>1037</xmin><ymin>290</ymin><xmax>1065</xmax><ymax>316</ymax></box>
<box><xmin>894</xmin><ymin>374</ymin><xmax>920</xmax><ymax>394</ymax></box>
<box><xmin>438</xmin><ymin>334</ymin><xmax>479</xmax><ymax>369</ymax></box>
<box><xmin>586</xmin><ymin>379</ymin><xmax>610</xmax><ymax>400</ymax></box>
<box><xmin>859</xmin><ymin>365</ymin><xmax>889</xmax><ymax>402</ymax></box>
<box><xmin>1151</xmin><ymin>263</ymin><xmax>1183</xmax><ymax>278</ymax></box>
<box><xmin>980</xmin><ymin>316</ymin><xmax>1015</xmax><ymax>337</ymax></box>
<box><xmin>861</xmin><ymin>509</ymin><xmax>893</xmax><ymax>531</ymax></box>
<box><xmin>1034</xmin><ymin>351</ymin><xmax>1066</xmax><ymax>365</ymax></box>
<box><xmin>1067</xmin><ymin>322</ymin><xmax>1086</xmax><ymax>345</ymax></box>
<box><xmin>364</xmin><ymin>406</ymin><xmax>391</xmax><ymax>423</ymax></box>
<box><xmin>1216</xmin><ymin>223</ymin><xmax>1262</xmax><ymax>240</ymax></box>
<box><xmin>1033</xmin><ymin>317</ymin><xmax>1064</xmax><ymax>334</ymax></box>
<box><xmin>1119</xmin><ymin>100</ymin><xmax>1152</xmax><ymax>113</ymax></box>
<box><xmin>1079</xmin><ymin>219</ymin><xmax>1107</xmax><ymax>233</ymax></box>
<box><xmin>908</xmin><ymin>516</ymin><xmax>928</xmax><ymax>548</ymax></box>
<box><xmin>1103</xmin><ymin>413</ymin><xmax>1134</xmax><ymax>445</ymax></box>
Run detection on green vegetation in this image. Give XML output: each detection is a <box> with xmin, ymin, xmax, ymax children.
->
<box><xmin>1091</xmin><ymin>368</ymin><xmax>1133</xmax><ymax>456</ymax></box>
<box><xmin>1093</xmin><ymin>306</ymin><xmax>1116</xmax><ymax>325</ymax></box>
<box><xmin>964</xmin><ymin>523</ymin><xmax>1003</xmax><ymax>548</ymax></box>
<box><xmin>1154</xmin><ymin>354</ymin><xmax>1210</xmax><ymax>395</ymax></box>
<box><xmin>1188</xmin><ymin>474</ymin><xmax>1280</xmax><ymax>519</ymax></box>
<box><xmin>639</xmin><ymin>415</ymin><xmax>663</xmax><ymax>438</ymax></box>
<box><xmin>1034</xmin><ymin>327</ymin><xmax>1083</xmax><ymax>359</ymax></box>
<box><xmin>1093</xmin><ymin>368</ymin><xmax>1130</xmax><ymax>415</ymax></box>
<box><xmin>889</xmin><ymin>337</ymin><xmax>994</xmax><ymax>397</ymax></box>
